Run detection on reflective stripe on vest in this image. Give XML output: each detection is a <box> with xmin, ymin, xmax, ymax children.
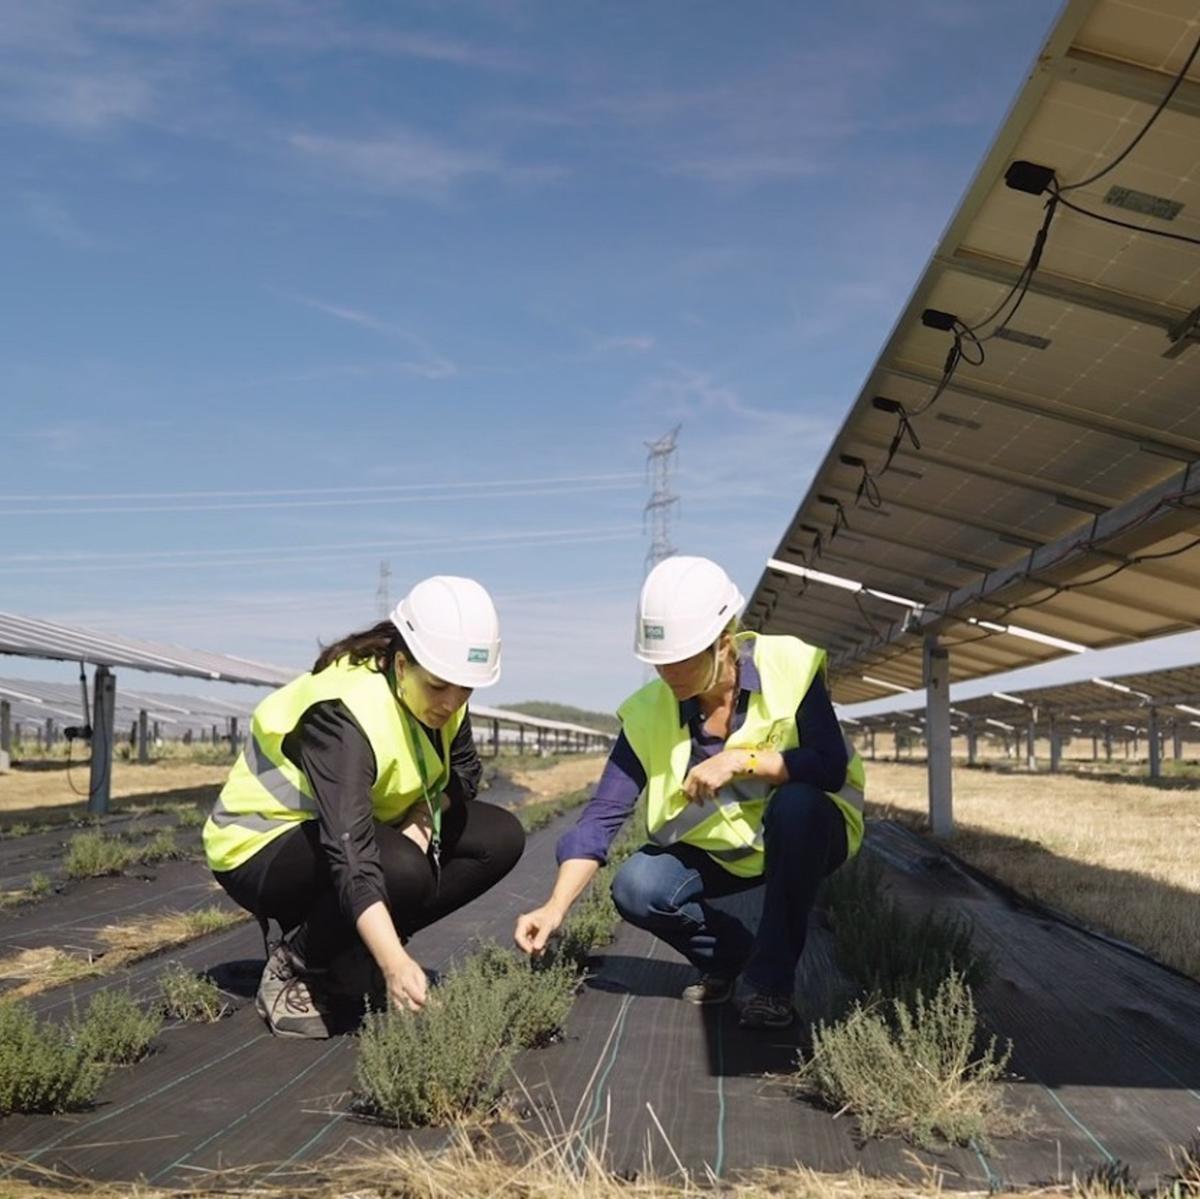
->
<box><xmin>209</xmin><ymin>734</ymin><xmax>315</xmax><ymax>834</ymax></box>
<box><xmin>648</xmin><ymin>777</ymin><xmax>770</xmax><ymax>852</ymax></box>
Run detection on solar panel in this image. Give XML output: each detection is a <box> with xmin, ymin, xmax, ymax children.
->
<box><xmin>746</xmin><ymin>0</ymin><xmax>1200</xmax><ymax>707</ymax></box>
<box><xmin>0</xmin><ymin>610</ymin><xmax>294</xmax><ymax>686</ymax></box>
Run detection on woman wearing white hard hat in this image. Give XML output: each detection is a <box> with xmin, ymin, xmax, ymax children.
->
<box><xmin>204</xmin><ymin>576</ymin><xmax>524</xmax><ymax>1039</ymax></box>
<box><xmin>515</xmin><ymin>556</ymin><xmax>865</xmax><ymax>1029</ymax></box>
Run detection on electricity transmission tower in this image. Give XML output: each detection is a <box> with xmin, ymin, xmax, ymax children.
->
<box><xmin>376</xmin><ymin>560</ymin><xmax>392</xmax><ymax>619</ymax></box>
<box><xmin>644</xmin><ymin>425</ymin><xmax>681</xmax><ymax>575</ymax></box>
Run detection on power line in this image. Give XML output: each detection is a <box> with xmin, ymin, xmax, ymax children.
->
<box><xmin>0</xmin><ymin>479</ymin><xmax>643</xmax><ymax>518</ymax></box>
<box><xmin>0</xmin><ymin>471</ymin><xmax>646</xmax><ymax>504</ymax></box>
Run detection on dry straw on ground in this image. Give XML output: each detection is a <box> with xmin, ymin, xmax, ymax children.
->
<box><xmin>865</xmin><ymin>761</ymin><xmax>1200</xmax><ymax>979</ymax></box>
<box><xmin>0</xmin><ymin>905</ymin><xmax>246</xmax><ymax>999</ymax></box>
<box><xmin>2</xmin><ymin>1126</ymin><xmax>1198</xmax><ymax>1199</ymax></box>
<box><xmin>0</xmin><ymin>757</ymin><xmax>230</xmax><ymax>817</ymax></box>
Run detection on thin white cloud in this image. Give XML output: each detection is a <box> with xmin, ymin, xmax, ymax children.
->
<box><xmin>282</xmin><ymin>292</ymin><xmax>458</xmax><ymax>378</ymax></box>
<box><xmin>20</xmin><ymin>192</ymin><xmax>101</xmax><ymax>248</ymax></box>
<box><xmin>1</xmin><ymin>67</ymin><xmax>153</xmax><ymax>132</ymax></box>
<box><xmin>288</xmin><ymin>129</ymin><xmax>564</xmax><ymax>198</ymax></box>
<box><xmin>593</xmin><ymin>334</ymin><xmax>656</xmax><ymax>355</ymax></box>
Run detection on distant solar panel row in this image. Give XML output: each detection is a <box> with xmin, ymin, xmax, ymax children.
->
<box><xmin>0</xmin><ymin>610</ymin><xmax>294</xmax><ymax>686</ymax></box>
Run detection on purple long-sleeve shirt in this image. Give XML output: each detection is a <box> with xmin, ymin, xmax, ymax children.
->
<box><xmin>556</xmin><ymin>642</ymin><xmax>848</xmax><ymax>866</ymax></box>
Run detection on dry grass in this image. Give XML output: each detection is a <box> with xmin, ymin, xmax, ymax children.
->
<box><xmin>1</xmin><ymin>1124</ymin><xmax>1197</xmax><ymax>1199</ymax></box>
<box><xmin>0</xmin><ymin>756</ymin><xmax>228</xmax><ymax>816</ymax></box>
<box><xmin>0</xmin><ymin>904</ymin><xmax>247</xmax><ymax>999</ymax></box>
<box><xmin>505</xmin><ymin>753</ymin><xmax>606</xmax><ymax>803</ymax></box>
<box><xmin>865</xmin><ymin>762</ymin><xmax>1200</xmax><ymax>979</ymax></box>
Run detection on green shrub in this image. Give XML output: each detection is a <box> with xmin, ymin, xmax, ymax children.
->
<box><xmin>69</xmin><ymin>989</ymin><xmax>162</xmax><ymax>1065</ymax></box>
<box><xmin>355</xmin><ymin>943</ymin><xmax>581</xmax><ymax>1127</ymax></box>
<box><xmin>356</xmin><ymin>971</ymin><xmax>517</xmax><ymax>1127</ymax></box>
<box><xmin>140</xmin><ymin>828</ymin><xmax>184</xmax><ymax>863</ymax></box>
<box><xmin>159</xmin><ymin>963</ymin><xmax>226</xmax><ymax>1022</ymax></box>
<box><xmin>795</xmin><ymin>971</ymin><xmax>1014</xmax><ymax>1148</ymax></box>
<box><xmin>476</xmin><ymin>944</ymin><xmax>579</xmax><ymax>1049</ymax></box>
<box><xmin>28</xmin><ymin>872</ymin><xmax>51</xmax><ymax>898</ymax></box>
<box><xmin>0</xmin><ymin>1000</ymin><xmax>108</xmax><ymax>1115</ymax></box>
<box><xmin>64</xmin><ymin>831</ymin><xmax>137</xmax><ymax>879</ymax></box>
<box><xmin>824</xmin><ymin>852</ymin><xmax>988</xmax><ymax>1008</ymax></box>
<box><xmin>175</xmin><ymin>805</ymin><xmax>206</xmax><ymax>829</ymax></box>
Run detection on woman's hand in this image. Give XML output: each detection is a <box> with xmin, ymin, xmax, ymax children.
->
<box><xmin>514</xmin><ymin>903</ymin><xmax>565</xmax><ymax>957</ymax></box>
<box><xmin>385</xmin><ymin>951</ymin><xmax>429</xmax><ymax>1012</ymax></box>
<box><xmin>682</xmin><ymin>750</ymin><xmax>747</xmax><ymax>803</ymax></box>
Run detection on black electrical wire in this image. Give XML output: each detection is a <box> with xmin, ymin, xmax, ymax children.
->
<box><xmin>883</xmin><ymin>405</ymin><xmax>922</xmax><ymax>472</ymax></box>
<box><xmin>1058</xmin><ymin>28</ymin><xmax>1200</xmax><ymax>194</ymax></box>
<box><xmin>853</xmin><ymin>590</ymin><xmax>886</xmax><ymax>638</ymax></box>
<box><xmin>1049</xmin><ymin>183</ymin><xmax>1200</xmax><ymax>248</ymax></box>
<box><xmin>854</xmin><ymin>462</ymin><xmax>883</xmax><ymax>509</ymax></box>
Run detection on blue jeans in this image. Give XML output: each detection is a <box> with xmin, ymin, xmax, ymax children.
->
<box><xmin>610</xmin><ymin>782</ymin><xmax>849</xmax><ymax>996</ymax></box>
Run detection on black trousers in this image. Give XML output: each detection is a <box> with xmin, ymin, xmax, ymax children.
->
<box><xmin>214</xmin><ymin>799</ymin><xmax>525</xmax><ymax>967</ymax></box>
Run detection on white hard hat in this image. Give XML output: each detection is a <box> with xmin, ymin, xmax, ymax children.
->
<box><xmin>390</xmin><ymin>576</ymin><xmax>501</xmax><ymax>689</ymax></box>
<box><xmin>635</xmin><ymin>556</ymin><xmax>745</xmax><ymax>665</ymax></box>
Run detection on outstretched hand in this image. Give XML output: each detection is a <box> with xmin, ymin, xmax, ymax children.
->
<box><xmin>514</xmin><ymin>903</ymin><xmax>564</xmax><ymax>957</ymax></box>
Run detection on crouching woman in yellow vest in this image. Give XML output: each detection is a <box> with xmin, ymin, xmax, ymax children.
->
<box><xmin>204</xmin><ymin>576</ymin><xmax>525</xmax><ymax>1039</ymax></box>
<box><xmin>515</xmin><ymin>556</ymin><xmax>864</xmax><ymax>1030</ymax></box>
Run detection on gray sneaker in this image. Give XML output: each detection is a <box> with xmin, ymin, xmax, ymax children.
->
<box><xmin>255</xmin><ymin>941</ymin><xmax>335</xmax><ymax>1039</ymax></box>
<box><xmin>681</xmin><ymin>973</ymin><xmax>736</xmax><ymax>1005</ymax></box>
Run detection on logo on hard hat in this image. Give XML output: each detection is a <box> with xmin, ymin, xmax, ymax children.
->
<box><xmin>642</xmin><ymin>623</ymin><xmax>665</xmax><ymax>641</ymax></box>
<box><xmin>467</xmin><ymin>647</ymin><xmax>490</xmax><ymax>663</ymax></box>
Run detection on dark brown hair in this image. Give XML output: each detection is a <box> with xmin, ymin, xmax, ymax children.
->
<box><xmin>312</xmin><ymin>620</ymin><xmax>410</xmax><ymax>675</ymax></box>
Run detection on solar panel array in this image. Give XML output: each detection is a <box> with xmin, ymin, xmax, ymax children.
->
<box><xmin>0</xmin><ymin>610</ymin><xmax>295</xmax><ymax>686</ymax></box>
<box><xmin>0</xmin><ymin>676</ymin><xmax>614</xmax><ymax>747</ymax></box>
<box><xmin>844</xmin><ymin>660</ymin><xmax>1200</xmax><ymax>744</ymax></box>
<box><xmin>747</xmin><ymin>0</ymin><xmax>1200</xmax><ymax>705</ymax></box>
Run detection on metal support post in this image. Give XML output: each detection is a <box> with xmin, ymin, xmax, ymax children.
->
<box><xmin>966</xmin><ymin>719</ymin><xmax>978</xmax><ymax>767</ymax></box>
<box><xmin>229</xmin><ymin>716</ymin><xmax>240</xmax><ymax>755</ymax></box>
<box><xmin>491</xmin><ymin>718</ymin><xmax>499</xmax><ymax>757</ymax></box>
<box><xmin>1104</xmin><ymin>724</ymin><xmax>1113</xmax><ymax>761</ymax></box>
<box><xmin>1173</xmin><ymin>720</ymin><xmax>1183</xmax><ymax>761</ymax></box>
<box><xmin>1092</xmin><ymin>733</ymin><xmax>1099</xmax><ymax>762</ymax></box>
<box><xmin>137</xmin><ymin>709</ymin><xmax>150</xmax><ymax>765</ymax></box>
<box><xmin>1049</xmin><ymin>717</ymin><xmax>1061</xmax><ymax>773</ymax></box>
<box><xmin>1026</xmin><ymin>711</ymin><xmax>1038</xmax><ymax>772</ymax></box>
<box><xmin>0</xmin><ymin>699</ymin><xmax>10</xmax><ymax>774</ymax></box>
<box><xmin>868</xmin><ymin>728</ymin><xmax>876</xmax><ymax>760</ymax></box>
<box><xmin>518</xmin><ymin>724</ymin><xmax>525</xmax><ymax>754</ymax></box>
<box><xmin>923</xmin><ymin>633</ymin><xmax>953</xmax><ymax>837</ymax></box>
<box><xmin>45</xmin><ymin>717</ymin><xmax>55</xmax><ymax>748</ymax></box>
<box><xmin>1148</xmin><ymin>708</ymin><xmax>1162</xmax><ymax>780</ymax></box>
<box><xmin>89</xmin><ymin>666</ymin><xmax>116</xmax><ymax>816</ymax></box>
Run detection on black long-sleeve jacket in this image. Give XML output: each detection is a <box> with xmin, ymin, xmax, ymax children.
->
<box><xmin>279</xmin><ymin>703</ymin><xmax>482</xmax><ymax>922</ymax></box>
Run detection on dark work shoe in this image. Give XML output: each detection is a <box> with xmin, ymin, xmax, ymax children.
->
<box><xmin>738</xmin><ymin>990</ymin><xmax>796</xmax><ymax>1029</ymax></box>
<box><xmin>681</xmin><ymin>973</ymin><xmax>736</xmax><ymax>1005</ymax></box>
<box><xmin>255</xmin><ymin>941</ymin><xmax>335</xmax><ymax>1039</ymax></box>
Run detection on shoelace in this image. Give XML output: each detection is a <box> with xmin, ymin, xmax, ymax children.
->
<box><xmin>743</xmin><ymin>993</ymin><xmax>789</xmax><ymax>1017</ymax></box>
<box><xmin>281</xmin><ymin>975</ymin><xmax>316</xmax><ymax>1015</ymax></box>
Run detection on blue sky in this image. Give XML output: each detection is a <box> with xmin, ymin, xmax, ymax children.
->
<box><xmin>3</xmin><ymin>0</ymin><xmax>1138</xmax><ymax>713</ymax></box>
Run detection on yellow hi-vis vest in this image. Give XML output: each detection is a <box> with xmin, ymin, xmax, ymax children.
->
<box><xmin>202</xmin><ymin>656</ymin><xmax>464</xmax><ymax>873</ymax></box>
<box><xmin>617</xmin><ymin>632</ymin><xmax>865</xmax><ymax>879</ymax></box>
